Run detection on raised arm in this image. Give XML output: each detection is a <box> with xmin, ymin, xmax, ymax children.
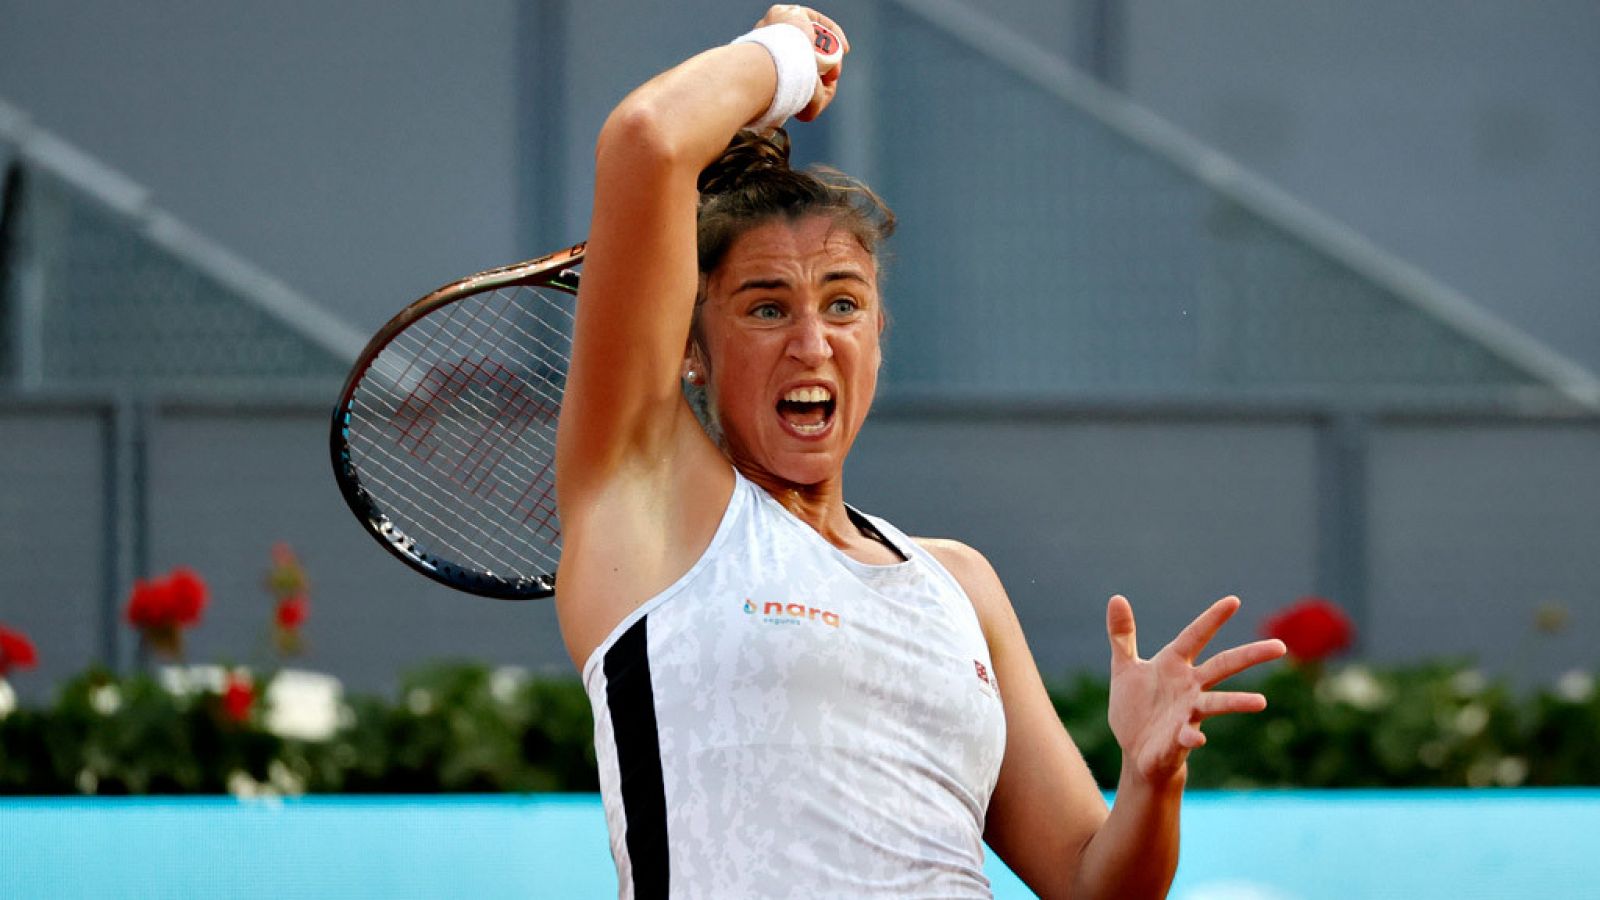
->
<box><xmin>553</xmin><ymin>8</ymin><xmax>848</xmax><ymax>665</ymax></box>
<box><xmin>556</xmin><ymin>7</ymin><xmax>846</xmax><ymax>497</ymax></box>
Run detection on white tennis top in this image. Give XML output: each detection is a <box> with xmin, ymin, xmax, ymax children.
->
<box><xmin>581</xmin><ymin>469</ymin><xmax>1007</xmax><ymax>899</ymax></box>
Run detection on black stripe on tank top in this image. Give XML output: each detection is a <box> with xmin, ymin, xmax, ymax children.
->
<box><xmin>604</xmin><ymin>615</ymin><xmax>668</xmax><ymax>898</ymax></box>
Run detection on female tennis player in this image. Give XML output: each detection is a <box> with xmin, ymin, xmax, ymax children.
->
<box><xmin>556</xmin><ymin>6</ymin><xmax>1286</xmax><ymax>897</ymax></box>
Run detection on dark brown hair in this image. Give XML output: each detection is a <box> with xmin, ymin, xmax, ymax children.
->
<box><xmin>696</xmin><ymin>128</ymin><xmax>896</xmax><ymax>279</ymax></box>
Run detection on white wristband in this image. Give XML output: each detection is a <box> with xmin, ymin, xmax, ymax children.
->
<box><xmin>730</xmin><ymin>23</ymin><xmax>819</xmax><ymax>132</ymax></box>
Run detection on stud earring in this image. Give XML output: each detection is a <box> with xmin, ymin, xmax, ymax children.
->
<box><xmin>685</xmin><ymin>369</ymin><xmax>698</xmax><ymax>384</ymax></box>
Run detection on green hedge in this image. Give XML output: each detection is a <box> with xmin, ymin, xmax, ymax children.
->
<box><xmin>2</xmin><ymin>660</ymin><xmax>1595</xmax><ymax>795</ymax></box>
<box><xmin>1060</xmin><ymin>662</ymin><xmax>1600</xmax><ymax>789</ymax></box>
<box><xmin>0</xmin><ymin>664</ymin><xmax>598</xmax><ymax>796</ymax></box>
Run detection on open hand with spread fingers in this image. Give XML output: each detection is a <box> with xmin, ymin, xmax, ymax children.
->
<box><xmin>1105</xmin><ymin>595</ymin><xmax>1287</xmax><ymax>786</ymax></box>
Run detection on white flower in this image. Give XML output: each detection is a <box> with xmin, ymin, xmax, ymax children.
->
<box><xmin>1450</xmin><ymin>668</ymin><xmax>1487</xmax><ymax>698</ymax></box>
<box><xmin>1453</xmin><ymin>704</ymin><xmax>1489</xmax><ymax>737</ymax></box>
<box><xmin>89</xmin><ymin>684</ymin><xmax>122</xmax><ymax>716</ymax></box>
<box><xmin>1318</xmin><ymin>665</ymin><xmax>1389</xmax><ymax>711</ymax></box>
<box><xmin>407</xmin><ymin>687</ymin><xmax>435</xmax><ymax>716</ymax></box>
<box><xmin>0</xmin><ymin>679</ymin><xmax>15</xmax><ymax>719</ymax></box>
<box><xmin>265</xmin><ymin>669</ymin><xmax>344</xmax><ymax>742</ymax></box>
<box><xmin>159</xmin><ymin>665</ymin><xmax>228</xmax><ymax>697</ymax></box>
<box><xmin>1494</xmin><ymin>756</ymin><xmax>1529</xmax><ymax>787</ymax></box>
<box><xmin>228</xmin><ymin>770</ymin><xmax>262</xmax><ymax>799</ymax></box>
<box><xmin>491</xmin><ymin>666</ymin><xmax>528</xmax><ymax>705</ymax></box>
<box><xmin>157</xmin><ymin>667</ymin><xmax>187</xmax><ymax>696</ymax></box>
<box><xmin>268</xmin><ymin>760</ymin><xmax>306</xmax><ymax>796</ymax></box>
<box><xmin>1556</xmin><ymin>669</ymin><xmax>1594</xmax><ymax>704</ymax></box>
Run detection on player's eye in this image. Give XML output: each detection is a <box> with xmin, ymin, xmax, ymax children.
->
<box><xmin>751</xmin><ymin>303</ymin><xmax>783</xmax><ymax>320</ymax></box>
<box><xmin>827</xmin><ymin>297</ymin><xmax>859</xmax><ymax>315</ymax></box>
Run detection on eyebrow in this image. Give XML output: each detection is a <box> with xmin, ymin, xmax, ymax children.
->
<box><xmin>731</xmin><ymin>277</ymin><xmax>789</xmax><ymax>295</ymax></box>
<box><xmin>730</xmin><ymin>270</ymin><xmax>870</xmax><ymax>295</ymax></box>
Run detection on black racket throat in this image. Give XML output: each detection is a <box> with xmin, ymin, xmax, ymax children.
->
<box><xmin>330</xmin><ymin>242</ymin><xmax>586</xmax><ymax>600</ymax></box>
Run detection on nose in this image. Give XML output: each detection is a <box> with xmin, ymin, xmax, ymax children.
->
<box><xmin>787</xmin><ymin>312</ymin><xmax>833</xmax><ymax>367</ymax></box>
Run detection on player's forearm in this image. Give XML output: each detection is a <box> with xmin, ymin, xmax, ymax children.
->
<box><xmin>1069</xmin><ymin>766</ymin><xmax>1184</xmax><ymax>899</ymax></box>
<box><xmin>597</xmin><ymin>43</ymin><xmax>777</xmax><ymax>178</ymax></box>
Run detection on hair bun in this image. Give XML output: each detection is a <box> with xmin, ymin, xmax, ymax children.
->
<box><xmin>697</xmin><ymin>129</ymin><xmax>793</xmax><ymax>196</ymax></box>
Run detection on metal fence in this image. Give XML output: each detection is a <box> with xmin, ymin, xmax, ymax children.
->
<box><xmin>842</xmin><ymin>0</ymin><xmax>1600</xmax><ymax>409</ymax></box>
<box><xmin>0</xmin><ymin>99</ymin><xmax>360</xmax><ymax>395</ymax></box>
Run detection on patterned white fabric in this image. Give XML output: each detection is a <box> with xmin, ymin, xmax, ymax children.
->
<box><xmin>583</xmin><ymin>469</ymin><xmax>1007</xmax><ymax>898</ymax></box>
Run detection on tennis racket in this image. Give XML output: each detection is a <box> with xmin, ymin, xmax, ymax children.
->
<box><xmin>330</xmin><ymin>22</ymin><xmax>840</xmax><ymax>600</ymax></box>
<box><xmin>330</xmin><ymin>242</ymin><xmax>585</xmax><ymax>600</ymax></box>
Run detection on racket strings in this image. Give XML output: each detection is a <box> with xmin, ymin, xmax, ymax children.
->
<box><xmin>384</xmin><ymin>284</ymin><xmax>572</xmax><ymax>454</ymax></box>
<box><xmin>391</xmin><ymin>289</ymin><xmax>571</xmax><ymax>395</ymax></box>
<box><xmin>345</xmin><ymin>281</ymin><xmax>576</xmax><ymax>578</ymax></box>
<box><xmin>360</xmin><ymin>301</ymin><xmax>560</xmax><ymax>499</ymax></box>
<box><xmin>349</xmin><ymin>371</ymin><xmax>557</xmax><ymax>569</ymax></box>
<box><xmin>347</xmin><ymin>398</ymin><xmax>551</xmax><ymax>576</ymax></box>
<box><xmin>376</xmin><ymin>340</ymin><xmax>558</xmax><ymax>490</ymax></box>
<box><xmin>365</xmin><ymin>288</ymin><xmax>567</xmax><ymax>491</ymax></box>
<box><xmin>377</xmin><ymin>304</ymin><xmax>566</xmax><ymax>470</ymax></box>
<box><xmin>344</xmin><ymin>439</ymin><xmax>547</xmax><ymax>573</ymax></box>
<box><xmin>348</xmin><ymin>378</ymin><xmax>557</xmax><ymax>564</ymax></box>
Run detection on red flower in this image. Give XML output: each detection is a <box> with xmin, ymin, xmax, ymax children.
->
<box><xmin>126</xmin><ymin>568</ymin><xmax>209</xmax><ymax>629</ymax></box>
<box><xmin>126</xmin><ymin>568</ymin><xmax>209</xmax><ymax>659</ymax></box>
<box><xmin>222</xmin><ymin>673</ymin><xmax>254</xmax><ymax>723</ymax></box>
<box><xmin>0</xmin><ymin>625</ymin><xmax>39</xmax><ymax>676</ymax></box>
<box><xmin>275</xmin><ymin>595</ymin><xmax>309</xmax><ymax>630</ymax></box>
<box><xmin>126</xmin><ymin>578</ymin><xmax>170</xmax><ymax>628</ymax></box>
<box><xmin>164</xmin><ymin>568</ymin><xmax>208</xmax><ymax>626</ymax></box>
<box><xmin>1260</xmin><ymin>596</ymin><xmax>1354</xmax><ymax>663</ymax></box>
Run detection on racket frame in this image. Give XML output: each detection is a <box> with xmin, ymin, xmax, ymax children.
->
<box><xmin>329</xmin><ymin>241</ymin><xmax>586</xmax><ymax>600</ymax></box>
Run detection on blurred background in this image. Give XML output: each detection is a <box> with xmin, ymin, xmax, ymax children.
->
<box><xmin>3</xmin><ymin>2</ymin><xmax>1599</xmax><ymax>896</ymax></box>
<box><xmin>1</xmin><ymin>0</ymin><xmax>1596</xmax><ymax>705</ymax></box>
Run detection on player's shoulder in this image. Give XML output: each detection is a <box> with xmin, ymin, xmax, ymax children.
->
<box><xmin>913</xmin><ymin>538</ymin><xmax>1024</xmax><ymax>653</ymax></box>
<box><xmin>913</xmin><ymin>537</ymin><xmax>1016</xmax><ymax>644</ymax></box>
<box><xmin>913</xmin><ymin>538</ymin><xmax>1005</xmax><ymax>602</ymax></box>
<box><xmin>913</xmin><ymin>537</ymin><xmax>991</xmax><ymax>576</ymax></box>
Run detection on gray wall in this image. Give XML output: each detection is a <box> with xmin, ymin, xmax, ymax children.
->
<box><xmin>965</xmin><ymin>0</ymin><xmax>1600</xmax><ymax>373</ymax></box>
<box><xmin>846</xmin><ymin>413</ymin><xmax>1323</xmax><ymax>675</ymax></box>
<box><xmin>1366</xmin><ymin>422</ymin><xmax>1600</xmax><ymax>669</ymax></box>
<box><xmin>0</xmin><ymin>402</ymin><xmax>572</xmax><ymax>704</ymax></box>
<box><xmin>145</xmin><ymin>408</ymin><xmax>572</xmax><ymax>680</ymax></box>
<box><xmin>4</xmin><ymin>403</ymin><xmax>1596</xmax><ymax>704</ymax></box>
<box><xmin>0</xmin><ymin>408</ymin><xmax>107</xmax><ymax>693</ymax></box>
<box><xmin>1122</xmin><ymin>0</ymin><xmax>1600</xmax><ymax>375</ymax></box>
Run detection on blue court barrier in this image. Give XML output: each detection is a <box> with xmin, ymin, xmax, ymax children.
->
<box><xmin>2</xmin><ymin>790</ymin><xmax>1596</xmax><ymax>898</ymax></box>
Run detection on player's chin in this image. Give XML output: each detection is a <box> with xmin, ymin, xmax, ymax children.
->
<box><xmin>764</xmin><ymin>441</ymin><xmax>846</xmax><ymax>486</ymax></box>
<box><xmin>775</xmin><ymin>460</ymin><xmax>842</xmax><ymax>488</ymax></box>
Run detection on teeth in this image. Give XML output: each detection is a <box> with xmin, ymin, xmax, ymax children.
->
<box><xmin>790</xmin><ymin>421</ymin><xmax>828</xmax><ymax>435</ymax></box>
<box><xmin>783</xmin><ymin>386</ymin><xmax>833</xmax><ymax>403</ymax></box>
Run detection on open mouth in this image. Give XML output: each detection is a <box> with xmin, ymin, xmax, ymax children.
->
<box><xmin>776</xmin><ymin>385</ymin><xmax>836</xmax><ymax>437</ymax></box>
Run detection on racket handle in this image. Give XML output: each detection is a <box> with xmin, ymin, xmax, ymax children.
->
<box><xmin>812</xmin><ymin>22</ymin><xmax>843</xmax><ymax>73</ymax></box>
